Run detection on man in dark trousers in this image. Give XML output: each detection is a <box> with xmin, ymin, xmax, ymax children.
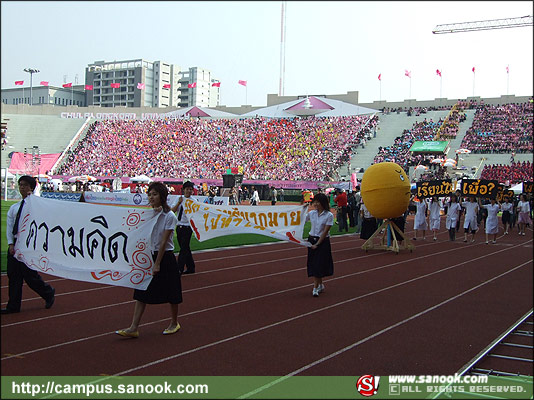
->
<box><xmin>172</xmin><ymin>181</ymin><xmax>196</xmax><ymax>274</ymax></box>
<box><xmin>2</xmin><ymin>175</ymin><xmax>55</xmax><ymax>314</ymax></box>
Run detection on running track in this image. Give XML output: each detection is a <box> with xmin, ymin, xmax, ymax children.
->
<box><xmin>1</xmin><ymin>217</ymin><xmax>532</xmax><ymax>377</ymax></box>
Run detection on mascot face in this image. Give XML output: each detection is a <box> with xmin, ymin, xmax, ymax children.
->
<box><xmin>360</xmin><ymin>162</ymin><xmax>411</xmax><ymax>219</ymax></box>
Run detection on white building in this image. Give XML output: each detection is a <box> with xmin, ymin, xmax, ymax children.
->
<box><xmin>1</xmin><ymin>85</ymin><xmax>86</xmax><ymax>107</ymax></box>
<box><xmin>178</xmin><ymin>67</ymin><xmax>220</xmax><ymax>108</ymax></box>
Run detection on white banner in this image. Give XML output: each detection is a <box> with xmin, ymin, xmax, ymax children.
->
<box><xmin>13</xmin><ymin>196</ymin><xmax>161</xmax><ymax>290</ymax></box>
<box><xmin>183</xmin><ymin>198</ymin><xmax>311</xmax><ymax>247</ymax></box>
<box><xmin>83</xmin><ymin>192</ymin><xmax>228</xmax><ymax>207</ymax></box>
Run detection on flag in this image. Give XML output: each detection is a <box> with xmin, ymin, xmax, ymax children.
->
<box><xmin>15</xmin><ymin>81</ymin><xmax>24</xmax><ymax>85</ymax></box>
<box><xmin>212</xmin><ymin>82</ymin><xmax>221</xmax><ymax>87</ymax></box>
<box><xmin>137</xmin><ymin>82</ymin><xmax>145</xmax><ymax>90</ymax></box>
<box><xmin>472</xmin><ymin>67</ymin><xmax>475</xmax><ymax>73</ymax></box>
<box><xmin>436</xmin><ymin>69</ymin><xmax>442</xmax><ymax>77</ymax></box>
<box><xmin>188</xmin><ymin>82</ymin><xmax>197</xmax><ymax>88</ymax></box>
<box><xmin>163</xmin><ymin>83</ymin><xmax>171</xmax><ymax>89</ymax></box>
<box><xmin>506</xmin><ymin>65</ymin><xmax>509</xmax><ymax>74</ymax></box>
<box><xmin>62</xmin><ymin>83</ymin><xmax>72</xmax><ymax>88</ymax></box>
<box><xmin>404</xmin><ymin>70</ymin><xmax>411</xmax><ymax>78</ymax></box>
<box><xmin>85</xmin><ymin>85</ymin><xmax>93</xmax><ymax>90</ymax></box>
<box><xmin>378</xmin><ymin>74</ymin><xmax>381</xmax><ymax>81</ymax></box>
<box><xmin>238</xmin><ymin>80</ymin><xmax>247</xmax><ymax>86</ymax></box>
<box><xmin>110</xmin><ymin>83</ymin><xmax>120</xmax><ymax>88</ymax></box>
<box><xmin>40</xmin><ymin>81</ymin><xmax>49</xmax><ymax>86</ymax></box>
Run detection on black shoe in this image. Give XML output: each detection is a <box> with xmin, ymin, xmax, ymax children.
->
<box><xmin>182</xmin><ymin>270</ymin><xmax>195</xmax><ymax>275</ymax></box>
<box><xmin>45</xmin><ymin>289</ymin><xmax>55</xmax><ymax>309</ymax></box>
<box><xmin>1</xmin><ymin>308</ymin><xmax>20</xmax><ymax>314</ymax></box>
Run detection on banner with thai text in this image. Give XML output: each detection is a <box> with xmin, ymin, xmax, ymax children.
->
<box><xmin>14</xmin><ymin>195</ymin><xmax>160</xmax><ymax>290</ymax></box>
<box><xmin>183</xmin><ymin>199</ymin><xmax>311</xmax><ymax>247</ymax></box>
<box><xmin>523</xmin><ymin>181</ymin><xmax>533</xmax><ymax>194</ymax></box>
<box><xmin>461</xmin><ymin>179</ymin><xmax>499</xmax><ymax>199</ymax></box>
<box><xmin>415</xmin><ymin>180</ymin><xmax>453</xmax><ymax>199</ymax></box>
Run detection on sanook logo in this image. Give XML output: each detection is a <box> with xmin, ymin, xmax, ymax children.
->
<box><xmin>356</xmin><ymin>375</ymin><xmax>380</xmax><ymax>397</ymax></box>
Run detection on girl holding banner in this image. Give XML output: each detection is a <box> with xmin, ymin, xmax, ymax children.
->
<box><xmin>116</xmin><ymin>182</ymin><xmax>182</xmax><ymax>338</ymax></box>
<box><xmin>446</xmin><ymin>194</ymin><xmax>461</xmax><ymax>241</ymax></box>
<box><xmin>428</xmin><ymin>196</ymin><xmax>441</xmax><ymax>241</ymax></box>
<box><xmin>461</xmin><ymin>197</ymin><xmax>479</xmax><ymax>243</ymax></box>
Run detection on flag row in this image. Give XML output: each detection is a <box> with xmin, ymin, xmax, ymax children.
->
<box><xmin>377</xmin><ymin>66</ymin><xmax>511</xmax><ymax>81</ymax></box>
<box><xmin>14</xmin><ymin>80</ymin><xmax>247</xmax><ymax>89</ymax></box>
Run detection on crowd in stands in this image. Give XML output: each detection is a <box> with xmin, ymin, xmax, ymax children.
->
<box><xmin>372</xmin><ymin>118</ymin><xmax>444</xmax><ymax>171</ymax></box>
<box><xmin>57</xmin><ymin>115</ymin><xmax>378</xmax><ymax>181</ymax></box>
<box><xmin>437</xmin><ymin>106</ymin><xmax>467</xmax><ymax>139</ymax></box>
<box><xmin>480</xmin><ymin>161</ymin><xmax>533</xmax><ymax>185</ymax></box>
<box><xmin>460</xmin><ymin>101</ymin><xmax>533</xmax><ymax>153</ymax></box>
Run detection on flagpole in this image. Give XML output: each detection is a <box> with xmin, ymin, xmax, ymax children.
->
<box><xmin>472</xmin><ymin>71</ymin><xmax>475</xmax><ymax>97</ymax></box>
<box><xmin>246</xmin><ymin>85</ymin><xmax>248</xmax><ymax>105</ymax></box>
<box><xmin>506</xmin><ymin>67</ymin><xmax>509</xmax><ymax>95</ymax></box>
<box><xmin>379</xmin><ymin>80</ymin><xmax>382</xmax><ymax>102</ymax></box>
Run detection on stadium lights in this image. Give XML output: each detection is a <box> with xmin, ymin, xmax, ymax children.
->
<box><xmin>24</xmin><ymin>68</ymin><xmax>40</xmax><ymax>106</ymax></box>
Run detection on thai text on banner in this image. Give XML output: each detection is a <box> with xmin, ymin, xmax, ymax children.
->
<box><xmin>182</xmin><ymin>199</ymin><xmax>311</xmax><ymax>247</ymax></box>
<box><xmin>13</xmin><ymin>195</ymin><xmax>161</xmax><ymax>290</ymax></box>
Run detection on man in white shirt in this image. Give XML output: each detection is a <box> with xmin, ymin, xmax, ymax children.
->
<box><xmin>2</xmin><ymin>175</ymin><xmax>55</xmax><ymax>314</ymax></box>
<box><xmin>171</xmin><ymin>181</ymin><xmax>196</xmax><ymax>274</ymax></box>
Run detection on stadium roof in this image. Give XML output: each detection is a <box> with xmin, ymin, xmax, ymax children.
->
<box><xmin>239</xmin><ymin>96</ymin><xmax>378</xmax><ymax>118</ymax></box>
<box><xmin>164</xmin><ymin>106</ymin><xmax>237</xmax><ymax>118</ymax></box>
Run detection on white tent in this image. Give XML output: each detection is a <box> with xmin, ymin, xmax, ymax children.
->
<box><xmin>239</xmin><ymin>96</ymin><xmax>378</xmax><ymax>118</ymax></box>
<box><xmin>130</xmin><ymin>175</ymin><xmax>152</xmax><ymax>183</ymax></box>
<box><xmin>510</xmin><ymin>182</ymin><xmax>523</xmax><ymax>194</ymax></box>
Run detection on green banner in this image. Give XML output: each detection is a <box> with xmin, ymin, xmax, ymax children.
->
<box><xmin>409</xmin><ymin>141</ymin><xmax>449</xmax><ymax>153</ymax></box>
<box><xmin>1</xmin><ymin>375</ymin><xmax>532</xmax><ymax>399</ymax></box>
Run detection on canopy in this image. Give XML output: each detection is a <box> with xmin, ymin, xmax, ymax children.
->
<box><xmin>409</xmin><ymin>141</ymin><xmax>449</xmax><ymax>154</ymax></box>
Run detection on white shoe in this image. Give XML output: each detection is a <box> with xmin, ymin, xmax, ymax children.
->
<box><xmin>492</xmin><ymin>240</ymin><xmax>496</xmax><ymax>244</ymax></box>
<box><xmin>312</xmin><ymin>288</ymin><xmax>319</xmax><ymax>297</ymax></box>
<box><xmin>318</xmin><ymin>284</ymin><xmax>325</xmax><ymax>293</ymax></box>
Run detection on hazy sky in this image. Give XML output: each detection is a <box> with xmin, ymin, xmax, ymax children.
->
<box><xmin>1</xmin><ymin>1</ymin><xmax>532</xmax><ymax>107</ymax></box>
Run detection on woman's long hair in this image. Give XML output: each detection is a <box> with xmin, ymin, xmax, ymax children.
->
<box><xmin>313</xmin><ymin>193</ymin><xmax>330</xmax><ymax>212</ymax></box>
<box><xmin>148</xmin><ymin>182</ymin><xmax>171</xmax><ymax>212</ymax></box>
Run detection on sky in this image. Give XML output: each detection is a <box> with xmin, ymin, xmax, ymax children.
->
<box><xmin>1</xmin><ymin>1</ymin><xmax>533</xmax><ymax>107</ymax></box>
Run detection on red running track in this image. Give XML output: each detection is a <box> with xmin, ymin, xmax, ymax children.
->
<box><xmin>1</xmin><ymin>218</ymin><xmax>532</xmax><ymax>377</ymax></box>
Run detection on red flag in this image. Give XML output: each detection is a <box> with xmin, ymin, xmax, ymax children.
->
<box><xmin>378</xmin><ymin>74</ymin><xmax>381</xmax><ymax>81</ymax></box>
<box><xmin>63</xmin><ymin>83</ymin><xmax>72</xmax><ymax>88</ymax></box>
<box><xmin>15</xmin><ymin>81</ymin><xmax>24</xmax><ymax>85</ymax></box>
<box><xmin>40</xmin><ymin>81</ymin><xmax>49</xmax><ymax>86</ymax></box>
<box><xmin>85</xmin><ymin>85</ymin><xmax>93</xmax><ymax>90</ymax></box>
<box><xmin>110</xmin><ymin>83</ymin><xmax>120</xmax><ymax>88</ymax></box>
<box><xmin>436</xmin><ymin>69</ymin><xmax>442</xmax><ymax>77</ymax></box>
<box><xmin>137</xmin><ymin>82</ymin><xmax>145</xmax><ymax>90</ymax></box>
<box><xmin>163</xmin><ymin>83</ymin><xmax>171</xmax><ymax>89</ymax></box>
<box><xmin>472</xmin><ymin>67</ymin><xmax>475</xmax><ymax>73</ymax></box>
<box><xmin>506</xmin><ymin>66</ymin><xmax>509</xmax><ymax>74</ymax></box>
<box><xmin>238</xmin><ymin>80</ymin><xmax>247</xmax><ymax>86</ymax></box>
<box><xmin>212</xmin><ymin>82</ymin><xmax>221</xmax><ymax>87</ymax></box>
<box><xmin>188</xmin><ymin>82</ymin><xmax>197</xmax><ymax>88</ymax></box>
<box><xmin>404</xmin><ymin>70</ymin><xmax>411</xmax><ymax>78</ymax></box>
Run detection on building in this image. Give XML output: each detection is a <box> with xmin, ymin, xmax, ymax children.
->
<box><xmin>1</xmin><ymin>85</ymin><xmax>86</xmax><ymax>107</ymax></box>
<box><xmin>85</xmin><ymin>59</ymin><xmax>220</xmax><ymax>108</ymax></box>
<box><xmin>85</xmin><ymin>59</ymin><xmax>182</xmax><ymax>108</ymax></box>
<box><xmin>178</xmin><ymin>67</ymin><xmax>220</xmax><ymax>108</ymax></box>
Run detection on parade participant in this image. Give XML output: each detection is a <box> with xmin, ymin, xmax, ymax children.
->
<box><xmin>501</xmin><ymin>197</ymin><xmax>513</xmax><ymax>234</ymax></box>
<box><xmin>480</xmin><ymin>198</ymin><xmax>500</xmax><ymax>244</ymax></box>
<box><xmin>116</xmin><ymin>182</ymin><xmax>182</xmax><ymax>337</ymax></box>
<box><xmin>172</xmin><ymin>181</ymin><xmax>196</xmax><ymax>274</ymax></box>
<box><xmin>446</xmin><ymin>194</ymin><xmax>461</xmax><ymax>241</ymax></box>
<box><xmin>517</xmin><ymin>194</ymin><xmax>532</xmax><ymax>236</ymax></box>
<box><xmin>2</xmin><ymin>176</ymin><xmax>56</xmax><ymax>314</ymax></box>
<box><xmin>412</xmin><ymin>197</ymin><xmax>428</xmax><ymax>240</ymax></box>
<box><xmin>305</xmin><ymin>193</ymin><xmax>334</xmax><ymax>297</ymax></box>
<box><xmin>461</xmin><ymin>196</ymin><xmax>479</xmax><ymax>243</ymax></box>
<box><xmin>428</xmin><ymin>196</ymin><xmax>441</xmax><ymax>241</ymax></box>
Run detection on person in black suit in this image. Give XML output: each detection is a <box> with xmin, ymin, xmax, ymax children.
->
<box><xmin>2</xmin><ymin>175</ymin><xmax>55</xmax><ymax>314</ymax></box>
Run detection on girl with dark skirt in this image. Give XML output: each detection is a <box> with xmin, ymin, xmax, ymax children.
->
<box><xmin>359</xmin><ymin>200</ymin><xmax>377</xmax><ymax>240</ymax></box>
<box><xmin>501</xmin><ymin>197</ymin><xmax>513</xmax><ymax>234</ymax></box>
<box><xmin>306</xmin><ymin>193</ymin><xmax>334</xmax><ymax>297</ymax></box>
<box><xmin>116</xmin><ymin>182</ymin><xmax>182</xmax><ymax>338</ymax></box>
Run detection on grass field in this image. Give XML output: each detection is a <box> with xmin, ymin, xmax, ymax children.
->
<box><xmin>0</xmin><ymin>200</ymin><xmax>358</xmax><ymax>272</ymax></box>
